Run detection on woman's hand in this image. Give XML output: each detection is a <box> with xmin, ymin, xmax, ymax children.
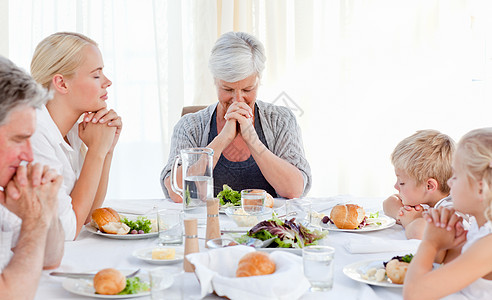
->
<box><xmin>79</xmin><ymin>116</ymin><xmax>116</xmax><ymax>156</ymax></box>
<box><xmin>83</xmin><ymin>109</ymin><xmax>122</xmax><ymax>154</ymax></box>
<box><xmin>224</xmin><ymin>102</ymin><xmax>257</xmax><ymax>144</ymax></box>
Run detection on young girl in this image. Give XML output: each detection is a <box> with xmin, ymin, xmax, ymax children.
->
<box><xmin>30</xmin><ymin>32</ymin><xmax>122</xmax><ymax>240</ymax></box>
<box><xmin>403</xmin><ymin>128</ymin><xmax>492</xmax><ymax>299</ymax></box>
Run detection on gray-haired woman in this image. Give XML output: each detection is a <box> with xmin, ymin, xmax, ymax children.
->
<box><xmin>161</xmin><ymin>32</ymin><xmax>311</xmax><ymax>202</ymax></box>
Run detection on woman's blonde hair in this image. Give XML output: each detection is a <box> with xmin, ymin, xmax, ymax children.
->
<box><xmin>30</xmin><ymin>32</ymin><xmax>97</xmax><ymax>89</ymax></box>
<box><xmin>457</xmin><ymin>128</ymin><xmax>492</xmax><ymax>221</ymax></box>
<box><xmin>391</xmin><ymin>129</ymin><xmax>455</xmax><ymax>194</ymax></box>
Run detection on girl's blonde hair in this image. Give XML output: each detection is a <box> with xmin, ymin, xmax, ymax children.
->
<box><xmin>30</xmin><ymin>32</ymin><xmax>97</xmax><ymax>89</ymax></box>
<box><xmin>457</xmin><ymin>127</ymin><xmax>492</xmax><ymax>221</ymax></box>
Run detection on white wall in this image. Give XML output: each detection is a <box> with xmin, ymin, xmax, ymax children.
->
<box><xmin>0</xmin><ymin>0</ymin><xmax>8</xmax><ymax>57</ymax></box>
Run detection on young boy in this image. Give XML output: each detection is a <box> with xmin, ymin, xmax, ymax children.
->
<box><xmin>383</xmin><ymin>130</ymin><xmax>455</xmax><ymax>240</ymax></box>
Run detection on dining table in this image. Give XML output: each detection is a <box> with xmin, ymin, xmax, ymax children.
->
<box><xmin>34</xmin><ymin>195</ymin><xmax>417</xmax><ymax>300</ymax></box>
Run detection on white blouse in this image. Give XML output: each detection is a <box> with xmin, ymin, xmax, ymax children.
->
<box><xmin>30</xmin><ymin>106</ymin><xmax>83</xmax><ymax>240</ymax></box>
<box><xmin>443</xmin><ymin>220</ymin><xmax>492</xmax><ymax>300</ymax></box>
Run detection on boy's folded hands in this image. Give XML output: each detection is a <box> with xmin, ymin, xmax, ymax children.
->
<box><xmin>397</xmin><ymin>205</ymin><xmax>424</xmax><ymax>227</ymax></box>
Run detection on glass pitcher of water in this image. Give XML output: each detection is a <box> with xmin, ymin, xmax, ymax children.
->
<box><xmin>170</xmin><ymin>148</ymin><xmax>214</xmax><ymax>212</ymax></box>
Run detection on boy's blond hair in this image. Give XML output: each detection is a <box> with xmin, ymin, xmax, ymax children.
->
<box><xmin>457</xmin><ymin>128</ymin><xmax>492</xmax><ymax>221</ymax></box>
<box><xmin>391</xmin><ymin>130</ymin><xmax>455</xmax><ymax>194</ymax></box>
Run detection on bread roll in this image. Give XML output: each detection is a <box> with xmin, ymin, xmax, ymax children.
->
<box><xmin>93</xmin><ymin>268</ymin><xmax>126</xmax><ymax>295</ymax></box>
<box><xmin>264</xmin><ymin>193</ymin><xmax>274</xmax><ymax>208</ymax></box>
<box><xmin>385</xmin><ymin>259</ymin><xmax>409</xmax><ymax>284</ymax></box>
<box><xmin>236</xmin><ymin>252</ymin><xmax>276</xmax><ymax>277</ymax></box>
<box><xmin>101</xmin><ymin>222</ymin><xmax>130</xmax><ymax>235</ymax></box>
<box><xmin>91</xmin><ymin>208</ymin><xmax>130</xmax><ymax>235</ymax></box>
<box><xmin>329</xmin><ymin>204</ymin><xmax>365</xmax><ymax>229</ymax></box>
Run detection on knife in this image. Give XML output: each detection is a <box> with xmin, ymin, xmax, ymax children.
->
<box><xmin>49</xmin><ymin>272</ymin><xmax>96</xmax><ymax>279</ymax></box>
<box><xmin>50</xmin><ymin>268</ymin><xmax>140</xmax><ymax>279</ymax></box>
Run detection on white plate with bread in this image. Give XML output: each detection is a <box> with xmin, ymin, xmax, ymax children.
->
<box><xmin>320</xmin><ymin>204</ymin><xmax>396</xmax><ymax>232</ymax></box>
<box><xmin>62</xmin><ymin>269</ymin><xmax>150</xmax><ymax>298</ymax></box>
<box><xmin>132</xmin><ymin>247</ymin><xmax>184</xmax><ymax>265</ymax></box>
<box><xmin>85</xmin><ymin>223</ymin><xmax>158</xmax><ymax>240</ymax></box>
<box><xmin>343</xmin><ymin>259</ymin><xmax>402</xmax><ymax>288</ymax></box>
<box><xmin>86</xmin><ymin>207</ymin><xmax>158</xmax><ymax>239</ymax></box>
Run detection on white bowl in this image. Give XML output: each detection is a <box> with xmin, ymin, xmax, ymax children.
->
<box><xmin>224</xmin><ymin>206</ymin><xmax>273</xmax><ymax>227</ymax></box>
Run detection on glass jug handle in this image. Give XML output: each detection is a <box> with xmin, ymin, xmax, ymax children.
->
<box><xmin>170</xmin><ymin>155</ymin><xmax>183</xmax><ymax>196</ymax></box>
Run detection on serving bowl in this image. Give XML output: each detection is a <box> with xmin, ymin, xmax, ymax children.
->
<box><xmin>224</xmin><ymin>206</ymin><xmax>274</xmax><ymax>227</ymax></box>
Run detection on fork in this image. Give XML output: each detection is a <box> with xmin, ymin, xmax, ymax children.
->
<box><xmin>50</xmin><ymin>268</ymin><xmax>140</xmax><ymax>279</ymax></box>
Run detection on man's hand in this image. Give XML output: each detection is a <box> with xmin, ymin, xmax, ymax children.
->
<box><xmin>0</xmin><ymin>163</ymin><xmax>62</xmax><ymax>225</ymax></box>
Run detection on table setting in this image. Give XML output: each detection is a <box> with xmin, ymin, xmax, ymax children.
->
<box><xmin>33</xmin><ymin>192</ymin><xmax>420</xmax><ymax>300</ymax></box>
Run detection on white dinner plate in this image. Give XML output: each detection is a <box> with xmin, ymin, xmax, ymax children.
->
<box><xmin>84</xmin><ymin>224</ymin><xmax>158</xmax><ymax>240</ymax></box>
<box><xmin>62</xmin><ymin>270</ymin><xmax>150</xmax><ymax>298</ymax></box>
<box><xmin>132</xmin><ymin>247</ymin><xmax>184</xmax><ymax>265</ymax></box>
<box><xmin>343</xmin><ymin>259</ymin><xmax>402</xmax><ymax>288</ymax></box>
<box><xmin>320</xmin><ymin>214</ymin><xmax>396</xmax><ymax>232</ymax></box>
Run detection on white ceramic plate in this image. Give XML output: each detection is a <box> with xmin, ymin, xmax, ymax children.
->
<box><xmin>320</xmin><ymin>214</ymin><xmax>396</xmax><ymax>232</ymax></box>
<box><xmin>343</xmin><ymin>259</ymin><xmax>402</xmax><ymax>288</ymax></box>
<box><xmin>62</xmin><ymin>270</ymin><xmax>150</xmax><ymax>298</ymax></box>
<box><xmin>84</xmin><ymin>224</ymin><xmax>158</xmax><ymax>240</ymax></box>
<box><xmin>132</xmin><ymin>247</ymin><xmax>184</xmax><ymax>265</ymax></box>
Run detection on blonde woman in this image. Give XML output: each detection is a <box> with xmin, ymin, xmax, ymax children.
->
<box><xmin>30</xmin><ymin>32</ymin><xmax>122</xmax><ymax>240</ymax></box>
<box><xmin>403</xmin><ymin>128</ymin><xmax>492</xmax><ymax>300</ymax></box>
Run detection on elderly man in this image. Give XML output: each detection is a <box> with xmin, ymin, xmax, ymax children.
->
<box><xmin>0</xmin><ymin>56</ymin><xmax>64</xmax><ymax>299</ymax></box>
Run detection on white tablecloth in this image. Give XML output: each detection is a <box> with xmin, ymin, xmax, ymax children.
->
<box><xmin>35</xmin><ymin>196</ymin><xmax>409</xmax><ymax>300</ymax></box>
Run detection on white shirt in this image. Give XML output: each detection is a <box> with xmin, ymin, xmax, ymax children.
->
<box><xmin>443</xmin><ymin>220</ymin><xmax>492</xmax><ymax>300</ymax></box>
<box><xmin>30</xmin><ymin>106</ymin><xmax>81</xmax><ymax>240</ymax></box>
<box><xmin>0</xmin><ymin>205</ymin><xmax>21</xmax><ymax>271</ymax></box>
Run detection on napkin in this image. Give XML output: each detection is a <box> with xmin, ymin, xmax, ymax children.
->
<box><xmin>344</xmin><ymin>235</ymin><xmax>421</xmax><ymax>254</ymax></box>
<box><xmin>187</xmin><ymin>245</ymin><xmax>310</xmax><ymax>300</ymax></box>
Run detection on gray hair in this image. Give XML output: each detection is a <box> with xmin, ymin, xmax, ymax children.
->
<box><xmin>209</xmin><ymin>32</ymin><xmax>266</xmax><ymax>82</ymax></box>
<box><xmin>0</xmin><ymin>56</ymin><xmax>51</xmax><ymax>126</ymax></box>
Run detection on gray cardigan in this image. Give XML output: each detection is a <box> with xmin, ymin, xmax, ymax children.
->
<box><xmin>160</xmin><ymin>100</ymin><xmax>312</xmax><ymax>197</ymax></box>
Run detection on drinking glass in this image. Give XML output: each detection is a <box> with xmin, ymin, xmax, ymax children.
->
<box><xmin>241</xmin><ymin>189</ymin><xmax>266</xmax><ymax>213</ymax></box>
<box><xmin>286</xmin><ymin>198</ymin><xmax>312</xmax><ymax>225</ymax></box>
<box><xmin>302</xmin><ymin>245</ymin><xmax>335</xmax><ymax>292</ymax></box>
<box><xmin>149</xmin><ymin>266</ymin><xmax>182</xmax><ymax>300</ymax></box>
<box><xmin>157</xmin><ymin>209</ymin><xmax>184</xmax><ymax>245</ymax></box>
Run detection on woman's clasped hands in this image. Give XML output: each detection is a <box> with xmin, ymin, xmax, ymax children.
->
<box><xmin>422</xmin><ymin>207</ymin><xmax>468</xmax><ymax>251</ymax></box>
<box><xmin>79</xmin><ymin>108</ymin><xmax>122</xmax><ymax>155</ymax></box>
<box><xmin>221</xmin><ymin>102</ymin><xmax>256</xmax><ymax>144</ymax></box>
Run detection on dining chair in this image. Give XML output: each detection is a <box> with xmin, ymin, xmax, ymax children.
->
<box><xmin>181</xmin><ymin>105</ymin><xmax>207</xmax><ymax>116</ymax></box>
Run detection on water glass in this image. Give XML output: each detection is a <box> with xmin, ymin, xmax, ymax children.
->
<box><xmin>157</xmin><ymin>210</ymin><xmax>184</xmax><ymax>245</ymax></box>
<box><xmin>149</xmin><ymin>266</ymin><xmax>182</xmax><ymax>300</ymax></box>
<box><xmin>241</xmin><ymin>189</ymin><xmax>266</xmax><ymax>213</ymax></box>
<box><xmin>303</xmin><ymin>245</ymin><xmax>335</xmax><ymax>292</ymax></box>
<box><xmin>286</xmin><ymin>199</ymin><xmax>312</xmax><ymax>225</ymax></box>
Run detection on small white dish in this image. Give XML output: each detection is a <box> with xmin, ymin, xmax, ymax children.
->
<box><xmin>132</xmin><ymin>247</ymin><xmax>184</xmax><ymax>265</ymax></box>
<box><xmin>62</xmin><ymin>269</ymin><xmax>150</xmax><ymax>298</ymax></box>
<box><xmin>321</xmin><ymin>214</ymin><xmax>396</xmax><ymax>232</ymax></box>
